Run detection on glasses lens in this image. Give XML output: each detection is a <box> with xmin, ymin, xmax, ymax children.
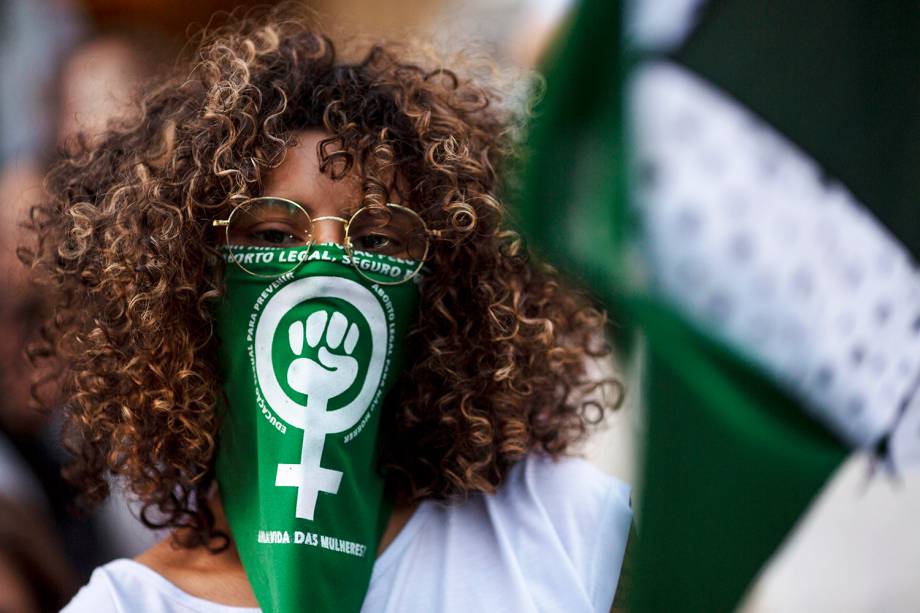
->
<box><xmin>225</xmin><ymin>198</ymin><xmax>312</xmax><ymax>277</ymax></box>
<box><xmin>348</xmin><ymin>206</ymin><xmax>429</xmax><ymax>259</ymax></box>
<box><xmin>228</xmin><ymin>198</ymin><xmax>311</xmax><ymax>247</ymax></box>
<box><xmin>347</xmin><ymin>205</ymin><xmax>428</xmax><ymax>284</ymax></box>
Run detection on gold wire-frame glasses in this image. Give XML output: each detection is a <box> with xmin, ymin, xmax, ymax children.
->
<box><xmin>212</xmin><ymin>196</ymin><xmax>441</xmax><ymax>285</ymax></box>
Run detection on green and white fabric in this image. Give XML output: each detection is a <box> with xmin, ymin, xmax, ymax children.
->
<box><xmin>630</xmin><ymin>61</ymin><xmax>920</xmax><ymax>451</ymax></box>
<box><xmin>213</xmin><ymin>244</ymin><xmax>420</xmax><ymax>613</ymax></box>
<box><xmin>517</xmin><ymin>0</ymin><xmax>920</xmax><ymax>610</ymax></box>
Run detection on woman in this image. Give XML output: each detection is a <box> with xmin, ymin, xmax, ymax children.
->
<box><xmin>26</xmin><ymin>10</ymin><xmax>631</xmax><ymax>612</ymax></box>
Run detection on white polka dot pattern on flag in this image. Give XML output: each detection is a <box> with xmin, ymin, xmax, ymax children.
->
<box><xmin>629</xmin><ymin>61</ymin><xmax>920</xmax><ymax>456</ymax></box>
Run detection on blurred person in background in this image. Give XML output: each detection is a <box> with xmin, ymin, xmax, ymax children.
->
<box><xmin>26</xmin><ymin>7</ymin><xmax>632</xmax><ymax>612</ymax></box>
<box><xmin>51</xmin><ymin>25</ymin><xmax>182</xmax><ymax>563</ymax></box>
<box><xmin>0</xmin><ymin>0</ymin><xmax>93</xmax><ymax>577</ymax></box>
<box><xmin>56</xmin><ymin>27</ymin><xmax>177</xmax><ymax>152</ymax></box>
<box><xmin>1</xmin><ymin>0</ymin><xmax>180</xmax><ymax>580</ymax></box>
<box><xmin>0</xmin><ymin>495</ymin><xmax>78</xmax><ymax>613</ymax></box>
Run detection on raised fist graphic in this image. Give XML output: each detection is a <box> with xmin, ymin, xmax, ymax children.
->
<box><xmin>286</xmin><ymin>310</ymin><xmax>360</xmax><ymax>404</ymax></box>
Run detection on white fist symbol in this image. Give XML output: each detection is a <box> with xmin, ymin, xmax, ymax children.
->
<box><xmin>287</xmin><ymin>310</ymin><xmax>360</xmax><ymax>403</ymax></box>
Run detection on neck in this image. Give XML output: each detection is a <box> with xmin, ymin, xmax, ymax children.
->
<box><xmin>134</xmin><ymin>492</ymin><xmax>257</xmax><ymax>606</ymax></box>
<box><xmin>134</xmin><ymin>486</ymin><xmax>420</xmax><ymax>607</ymax></box>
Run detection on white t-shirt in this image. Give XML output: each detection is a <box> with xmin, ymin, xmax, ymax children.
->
<box><xmin>63</xmin><ymin>454</ymin><xmax>632</xmax><ymax>613</ymax></box>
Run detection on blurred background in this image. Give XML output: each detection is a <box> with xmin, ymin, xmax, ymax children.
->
<box><xmin>7</xmin><ymin>1</ymin><xmax>918</xmax><ymax>612</ymax></box>
<box><xmin>0</xmin><ymin>1</ymin><xmax>638</xmax><ymax>611</ymax></box>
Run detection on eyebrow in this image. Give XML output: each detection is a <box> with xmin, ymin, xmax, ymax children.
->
<box><xmin>264</xmin><ymin>194</ymin><xmax>361</xmax><ymax>219</ymax></box>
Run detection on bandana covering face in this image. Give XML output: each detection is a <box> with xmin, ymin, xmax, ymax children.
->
<box><xmin>213</xmin><ymin>243</ymin><xmax>420</xmax><ymax>613</ymax></box>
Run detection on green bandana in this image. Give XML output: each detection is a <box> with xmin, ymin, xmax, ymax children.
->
<box><xmin>213</xmin><ymin>243</ymin><xmax>420</xmax><ymax>613</ymax></box>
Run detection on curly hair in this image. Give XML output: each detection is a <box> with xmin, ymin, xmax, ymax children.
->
<box><xmin>23</xmin><ymin>8</ymin><xmax>621</xmax><ymax>549</ymax></box>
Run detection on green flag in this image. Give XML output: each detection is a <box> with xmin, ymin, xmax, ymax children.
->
<box><xmin>517</xmin><ymin>1</ymin><xmax>920</xmax><ymax>611</ymax></box>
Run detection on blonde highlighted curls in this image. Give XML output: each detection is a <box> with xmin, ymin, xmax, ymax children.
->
<box><xmin>23</xmin><ymin>8</ymin><xmax>621</xmax><ymax>548</ymax></box>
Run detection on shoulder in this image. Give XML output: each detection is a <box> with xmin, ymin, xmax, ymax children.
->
<box><xmin>500</xmin><ymin>453</ymin><xmax>633</xmax><ymax>529</ymax></box>
<box><xmin>490</xmin><ymin>454</ymin><xmax>633</xmax><ymax>609</ymax></box>
<box><xmin>61</xmin><ymin>561</ymin><xmax>124</xmax><ymax>613</ymax></box>
<box><xmin>371</xmin><ymin>453</ymin><xmax>632</xmax><ymax>612</ymax></box>
<box><xmin>496</xmin><ymin>453</ymin><xmax>633</xmax><ymax>583</ymax></box>
<box><xmin>61</xmin><ymin>558</ymin><xmax>258</xmax><ymax>613</ymax></box>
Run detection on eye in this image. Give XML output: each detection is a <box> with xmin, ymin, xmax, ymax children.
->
<box><xmin>244</xmin><ymin>223</ymin><xmax>305</xmax><ymax>247</ymax></box>
<box><xmin>254</xmin><ymin>229</ymin><xmax>295</xmax><ymax>245</ymax></box>
<box><xmin>354</xmin><ymin>233</ymin><xmax>395</xmax><ymax>251</ymax></box>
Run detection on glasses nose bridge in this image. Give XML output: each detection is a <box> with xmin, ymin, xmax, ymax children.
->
<box><xmin>309</xmin><ymin>215</ymin><xmax>349</xmax><ymax>245</ymax></box>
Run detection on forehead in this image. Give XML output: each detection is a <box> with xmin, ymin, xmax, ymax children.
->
<box><xmin>261</xmin><ymin>130</ymin><xmax>362</xmax><ymax>216</ymax></box>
